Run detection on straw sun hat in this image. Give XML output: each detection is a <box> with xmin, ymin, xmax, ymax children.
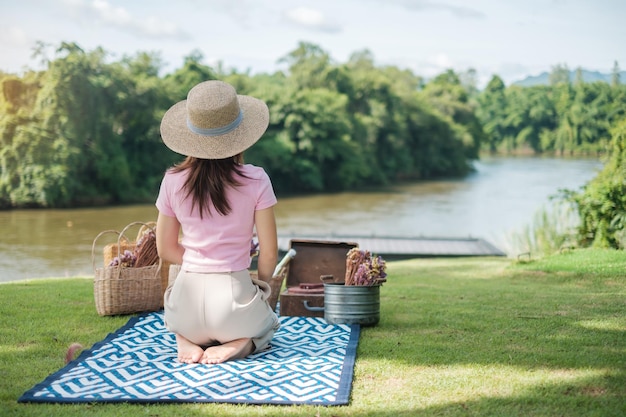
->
<box><xmin>160</xmin><ymin>80</ymin><xmax>269</xmax><ymax>159</ymax></box>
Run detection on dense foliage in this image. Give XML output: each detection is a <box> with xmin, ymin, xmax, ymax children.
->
<box><xmin>566</xmin><ymin>119</ymin><xmax>626</xmax><ymax>248</ymax></box>
<box><xmin>1</xmin><ymin>42</ymin><xmax>625</xmax><ymax>215</ymax></box>
<box><xmin>0</xmin><ymin>43</ymin><xmax>177</xmax><ymax>207</ymax></box>
<box><xmin>477</xmin><ymin>70</ymin><xmax>626</xmax><ymax>155</ymax></box>
<box><xmin>1</xmin><ymin>42</ymin><xmax>482</xmax><ymax>208</ymax></box>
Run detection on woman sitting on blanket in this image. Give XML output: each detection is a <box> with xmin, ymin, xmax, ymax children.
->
<box><xmin>155</xmin><ymin>80</ymin><xmax>280</xmax><ymax>364</ymax></box>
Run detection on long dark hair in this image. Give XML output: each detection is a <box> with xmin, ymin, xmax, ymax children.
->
<box><xmin>171</xmin><ymin>154</ymin><xmax>248</xmax><ymax>218</ymax></box>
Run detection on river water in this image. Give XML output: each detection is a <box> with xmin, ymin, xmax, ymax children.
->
<box><xmin>0</xmin><ymin>156</ymin><xmax>603</xmax><ymax>282</ymax></box>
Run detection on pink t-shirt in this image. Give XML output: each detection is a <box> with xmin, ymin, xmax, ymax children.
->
<box><xmin>155</xmin><ymin>164</ymin><xmax>277</xmax><ymax>273</ymax></box>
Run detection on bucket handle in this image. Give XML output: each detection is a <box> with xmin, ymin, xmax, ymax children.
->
<box><xmin>303</xmin><ymin>301</ymin><xmax>324</xmax><ymax>312</ymax></box>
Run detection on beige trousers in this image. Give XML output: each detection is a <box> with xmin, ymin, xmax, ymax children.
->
<box><xmin>163</xmin><ymin>267</ymin><xmax>280</xmax><ymax>353</ymax></box>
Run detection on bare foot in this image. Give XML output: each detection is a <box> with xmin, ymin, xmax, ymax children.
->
<box><xmin>200</xmin><ymin>338</ymin><xmax>254</xmax><ymax>364</ymax></box>
<box><xmin>175</xmin><ymin>334</ymin><xmax>204</xmax><ymax>364</ymax></box>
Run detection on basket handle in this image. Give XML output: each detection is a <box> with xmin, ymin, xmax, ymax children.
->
<box><xmin>113</xmin><ymin>222</ymin><xmax>157</xmax><ymax>278</ymax></box>
<box><xmin>91</xmin><ymin>221</ymin><xmax>157</xmax><ymax>273</ymax></box>
<box><xmin>136</xmin><ymin>221</ymin><xmax>157</xmax><ymax>241</ymax></box>
<box><xmin>119</xmin><ymin>221</ymin><xmax>156</xmax><ymax>245</ymax></box>
<box><xmin>91</xmin><ymin>229</ymin><xmax>122</xmax><ymax>272</ymax></box>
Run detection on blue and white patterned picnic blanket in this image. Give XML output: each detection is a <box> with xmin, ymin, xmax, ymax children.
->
<box><xmin>19</xmin><ymin>312</ymin><xmax>359</xmax><ymax>405</ymax></box>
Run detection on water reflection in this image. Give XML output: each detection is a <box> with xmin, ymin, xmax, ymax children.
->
<box><xmin>0</xmin><ymin>156</ymin><xmax>603</xmax><ymax>282</ymax></box>
<box><xmin>0</xmin><ymin>206</ymin><xmax>159</xmax><ymax>281</ymax></box>
<box><xmin>275</xmin><ymin>156</ymin><xmax>602</xmax><ymax>243</ymax></box>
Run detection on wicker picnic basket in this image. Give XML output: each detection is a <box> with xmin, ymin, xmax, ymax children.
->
<box><xmin>92</xmin><ymin>221</ymin><xmax>163</xmax><ymax>316</ymax></box>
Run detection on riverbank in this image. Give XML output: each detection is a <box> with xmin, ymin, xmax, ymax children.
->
<box><xmin>2</xmin><ymin>248</ymin><xmax>624</xmax><ymax>416</ymax></box>
<box><xmin>0</xmin><ymin>156</ymin><xmax>603</xmax><ymax>282</ymax></box>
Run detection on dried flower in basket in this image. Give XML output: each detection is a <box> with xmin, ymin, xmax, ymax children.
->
<box><xmin>344</xmin><ymin>247</ymin><xmax>387</xmax><ymax>286</ymax></box>
<box><xmin>108</xmin><ymin>229</ymin><xmax>159</xmax><ymax>268</ymax></box>
<box><xmin>109</xmin><ymin>250</ymin><xmax>136</xmax><ymax>267</ymax></box>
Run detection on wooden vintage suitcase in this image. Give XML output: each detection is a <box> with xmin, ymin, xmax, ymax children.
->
<box><xmin>279</xmin><ymin>239</ymin><xmax>358</xmax><ymax>317</ymax></box>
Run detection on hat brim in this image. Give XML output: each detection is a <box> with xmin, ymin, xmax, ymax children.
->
<box><xmin>160</xmin><ymin>95</ymin><xmax>269</xmax><ymax>159</ymax></box>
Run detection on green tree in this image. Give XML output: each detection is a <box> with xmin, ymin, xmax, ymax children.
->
<box><xmin>574</xmin><ymin>67</ymin><xmax>584</xmax><ymax>86</ymax></box>
<box><xmin>0</xmin><ymin>42</ymin><xmax>177</xmax><ymax>207</ymax></box>
<box><xmin>422</xmin><ymin>69</ymin><xmax>484</xmax><ymax>161</ymax></box>
<box><xmin>162</xmin><ymin>50</ymin><xmax>217</xmax><ymax>102</ymax></box>
<box><xmin>611</xmin><ymin>60</ymin><xmax>621</xmax><ymax>87</ymax></box>
<box><xmin>568</xmin><ymin>119</ymin><xmax>626</xmax><ymax>248</ymax></box>
<box><xmin>525</xmin><ymin>87</ymin><xmax>558</xmax><ymax>152</ymax></box>
<box><xmin>549</xmin><ymin>63</ymin><xmax>570</xmax><ymax>86</ymax></box>
<box><xmin>459</xmin><ymin>68</ymin><xmax>479</xmax><ymax>98</ymax></box>
<box><xmin>0</xmin><ymin>41</ymin><xmax>493</xmax><ymax>206</ymax></box>
<box><xmin>476</xmin><ymin>75</ymin><xmax>508</xmax><ymax>152</ymax></box>
<box><xmin>277</xmin><ymin>88</ymin><xmax>357</xmax><ymax>191</ymax></box>
<box><xmin>278</xmin><ymin>42</ymin><xmax>335</xmax><ymax>90</ymax></box>
<box><xmin>1</xmin><ymin>42</ymin><xmax>118</xmax><ymax>206</ymax></box>
<box><xmin>112</xmin><ymin>52</ymin><xmax>176</xmax><ymax>196</ymax></box>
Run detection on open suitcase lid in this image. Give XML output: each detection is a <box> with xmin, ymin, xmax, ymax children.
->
<box><xmin>285</xmin><ymin>239</ymin><xmax>358</xmax><ymax>287</ymax></box>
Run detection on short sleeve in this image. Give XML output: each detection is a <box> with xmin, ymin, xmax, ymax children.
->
<box><xmin>155</xmin><ymin>173</ymin><xmax>176</xmax><ymax>217</ymax></box>
<box><xmin>256</xmin><ymin>169</ymin><xmax>277</xmax><ymax>211</ymax></box>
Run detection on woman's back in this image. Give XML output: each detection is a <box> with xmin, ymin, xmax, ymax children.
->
<box><xmin>156</xmin><ymin>164</ymin><xmax>276</xmax><ymax>272</ymax></box>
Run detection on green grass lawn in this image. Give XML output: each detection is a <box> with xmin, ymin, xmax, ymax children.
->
<box><xmin>1</xmin><ymin>248</ymin><xmax>624</xmax><ymax>416</ymax></box>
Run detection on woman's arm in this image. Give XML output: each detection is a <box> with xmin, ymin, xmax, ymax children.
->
<box><xmin>156</xmin><ymin>212</ymin><xmax>184</xmax><ymax>265</ymax></box>
<box><xmin>254</xmin><ymin>206</ymin><xmax>278</xmax><ymax>283</ymax></box>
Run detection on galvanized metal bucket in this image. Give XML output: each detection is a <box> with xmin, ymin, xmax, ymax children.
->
<box><xmin>322</xmin><ymin>282</ymin><xmax>380</xmax><ymax>326</ymax></box>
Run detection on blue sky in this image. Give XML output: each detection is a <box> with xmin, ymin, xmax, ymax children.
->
<box><xmin>1</xmin><ymin>0</ymin><xmax>624</xmax><ymax>87</ymax></box>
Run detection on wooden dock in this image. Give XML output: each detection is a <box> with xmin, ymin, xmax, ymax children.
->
<box><xmin>277</xmin><ymin>235</ymin><xmax>506</xmax><ymax>258</ymax></box>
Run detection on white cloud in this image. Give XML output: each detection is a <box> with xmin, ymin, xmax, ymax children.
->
<box><xmin>283</xmin><ymin>7</ymin><xmax>342</xmax><ymax>33</ymax></box>
<box><xmin>137</xmin><ymin>15</ymin><xmax>189</xmax><ymax>39</ymax></box>
<box><xmin>0</xmin><ymin>26</ymin><xmax>30</xmax><ymax>47</ymax></box>
<box><xmin>368</xmin><ymin>0</ymin><xmax>485</xmax><ymax>18</ymax></box>
<box><xmin>91</xmin><ymin>0</ymin><xmax>131</xmax><ymax>24</ymax></box>
<box><xmin>64</xmin><ymin>0</ymin><xmax>190</xmax><ymax>40</ymax></box>
<box><xmin>432</xmin><ymin>53</ymin><xmax>453</xmax><ymax>68</ymax></box>
<box><xmin>401</xmin><ymin>53</ymin><xmax>457</xmax><ymax>79</ymax></box>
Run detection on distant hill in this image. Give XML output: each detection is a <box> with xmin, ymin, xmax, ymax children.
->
<box><xmin>512</xmin><ymin>69</ymin><xmax>626</xmax><ymax>87</ymax></box>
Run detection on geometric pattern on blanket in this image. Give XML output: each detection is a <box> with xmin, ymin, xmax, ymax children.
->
<box><xmin>19</xmin><ymin>312</ymin><xmax>360</xmax><ymax>405</ymax></box>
